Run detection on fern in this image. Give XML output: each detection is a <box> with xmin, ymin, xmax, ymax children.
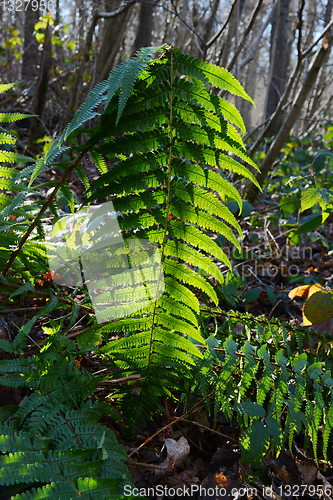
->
<box><xmin>0</xmin><ymin>327</ymin><xmax>135</xmax><ymax>499</ymax></box>
<box><xmin>72</xmin><ymin>46</ymin><xmax>259</xmax><ymax>435</ymax></box>
<box><xmin>200</xmin><ymin>310</ymin><xmax>333</xmax><ymax>464</ymax></box>
<box><xmin>1</xmin><ymin>51</ymin><xmax>333</xmax><ymax>495</ymax></box>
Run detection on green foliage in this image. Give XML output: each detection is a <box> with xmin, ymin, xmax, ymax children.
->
<box><xmin>80</xmin><ymin>46</ymin><xmax>260</xmax><ymax>435</ymax></box>
<box><xmin>0</xmin><ymin>328</ymin><xmax>134</xmax><ymax>499</ymax></box>
<box><xmin>2</xmin><ymin>47</ymin><xmax>333</xmax><ymax>497</ymax></box>
<box><xmin>205</xmin><ymin>310</ymin><xmax>333</xmax><ymax>464</ymax></box>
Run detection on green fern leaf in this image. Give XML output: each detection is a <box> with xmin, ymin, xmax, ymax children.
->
<box><xmin>173</xmin><ymin>49</ymin><xmax>255</xmax><ymax>105</ymax></box>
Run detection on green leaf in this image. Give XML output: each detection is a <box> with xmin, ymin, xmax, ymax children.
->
<box><xmin>301</xmin><ymin>188</ymin><xmax>322</xmax><ymax>212</ymax></box>
<box><xmin>295</xmin><ymin>213</ymin><xmax>322</xmax><ymax>234</ymax></box>
<box><xmin>303</xmin><ymin>291</ymin><xmax>333</xmax><ymax>325</ymax></box>
<box><xmin>240</xmin><ymin>421</ymin><xmax>270</xmax><ymax>463</ymax></box>
<box><xmin>266</xmin><ymin>417</ymin><xmax>283</xmax><ymax>451</ymax></box>
<box><xmin>291</xmin><ymin>352</ymin><xmax>307</xmax><ymax>374</ymax></box>
<box><xmin>266</xmin><ymin>287</ymin><xmax>277</xmax><ymax>306</ymax></box>
<box><xmin>9</xmin><ymin>282</ymin><xmax>34</xmax><ymax>298</ymax></box>
<box><xmin>307</xmin><ymin>362</ymin><xmax>323</xmax><ymax>380</ymax></box>
<box><xmin>243</xmin><ymin>288</ymin><xmax>261</xmax><ymax>303</ymax></box>
<box><xmin>233</xmin><ymin>402</ymin><xmax>266</xmax><ymax>418</ymax></box>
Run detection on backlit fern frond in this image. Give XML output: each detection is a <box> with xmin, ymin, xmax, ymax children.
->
<box><xmin>81</xmin><ymin>46</ymin><xmax>259</xmax><ymax>434</ymax></box>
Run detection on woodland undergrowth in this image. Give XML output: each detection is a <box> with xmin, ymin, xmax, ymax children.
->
<box><xmin>0</xmin><ymin>47</ymin><xmax>333</xmax><ymax>499</ymax></box>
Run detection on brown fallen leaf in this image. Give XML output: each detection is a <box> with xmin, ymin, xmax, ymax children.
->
<box><xmin>155</xmin><ymin>437</ymin><xmax>190</xmax><ymax>475</ymax></box>
<box><xmin>201</xmin><ymin>471</ymin><xmax>242</xmax><ymax>500</ymax></box>
<box><xmin>295</xmin><ymin>455</ymin><xmax>317</xmax><ymax>485</ymax></box>
<box><xmin>305</xmin><ymin>317</ymin><xmax>333</xmax><ymax>334</ymax></box>
<box><xmin>288</xmin><ymin>283</ymin><xmax>322</xmax><ymax>300</ymax></box>
<box><xmin>323</xmin><ymin>34</ymin><xmax>330</xmax><ymax>50</ymax></box>
<box><xmin>317</xmin><ymin>471</ymin><xmax>333</xmax><ymax>500</ymax></box>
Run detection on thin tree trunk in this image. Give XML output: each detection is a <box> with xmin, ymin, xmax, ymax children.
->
<box><xmin>21</xmin><ymin>2</ymin><xmax>39</xmax><ymax>83</ymax></box>
<box><xmin>28</xmin><ymin>24</ymin><xmax>52</xmax><ymax>150</ymax></box>
<box><xmin>94</xmin><ymin>0</ymin><xmax>134</xmax><ymax>85</ymax></box>
<box><xmin>132</xmin><ymin>1</ymin><xmax>154</xmax><ymax>55</ymax></box>
<box><xmin>265</xmin><ymin>0</ymin><xmax>291</xmax><ymax>133</ymax></box>
<box><xmin>245</xmin><ymin>26</ymin><xmax>333</xmax><ymax>204</ymax></box>
<box><xmin>199</xmin><ymin>0</ymin><xmax>220</xmax><ymax>59</ymax></box>
<box><xmin>302</xmin><ymin>0</ymin><xmax>333</xmax><ymax>129</ymax></box>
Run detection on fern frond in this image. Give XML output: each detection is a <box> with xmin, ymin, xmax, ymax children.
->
<box><xmin>0</xmin><ymin>113</ymin><xmax>33</xmax><ymax>123</ymax></box>
<box><xmin>106</xmin><ymin>45</ymin><xmax>167</xmax><ymax>123</ymax></box>
<box><xmin>0</xmin><ymin>82</ymin><xmax>17</xmax><ymax>93</ymax></box>
<box><xmin>173</xmin><ymin>48</ymin><xmax>255</xmax><ymax>105</ymax></box>
<box><xmin>0</xmin><ymin>132</ymin><xmax>16</xmax><ymax>145</ymax></box>
<box><xmin>61</xmin><ymin>80</ymin><xmax>109</xmax><ymax>144</ymax></box>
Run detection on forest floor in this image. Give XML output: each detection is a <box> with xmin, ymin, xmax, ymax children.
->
<box><xmin>1</xmin><ymin>164</ymin><xmax>333</xmax><ymax>500</ymax></box>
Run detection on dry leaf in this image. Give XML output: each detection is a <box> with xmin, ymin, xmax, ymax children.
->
<box><xmin>295</xmin><ymin>456</ymin><xmax>317</xmax><ymax>485</ymax></box>
<box><xmin>317</xmin><ymin>471</ymin><xmax>333</xmax><ymax>500</ymax></box>
<box><xmin>288</xmin><ymin>283</ymin><xmax>322</xmax><ymax>300</ymax></box>
<box><xmin>322</xmin><ymin>34</ymin><xmax>329</xmax><ymax>50</ymax></box>
<box><xmin>307</xmin><ymin>318</ymin><xmax>333</xmax><ymax>334</ymax></box>
<box><xmin>155</xmin><ymin>437</ymin><xmax>190</xmax><ymax>474</ymax></box>
<box><xmin>201</xmin><ymin>471</ymin><xmax>242</xmax><ymax>499</ymax></box>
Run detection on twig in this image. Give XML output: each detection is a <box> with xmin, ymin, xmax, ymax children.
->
<box><xmin>205</xmin><ymin>0</ymin><xmax>238</xmax><ymax>51</ymax></box>
<box><xmin>128</xmin><ymin>369</ymin><xmax>236</xmax><ymax>458</ymax></box>
<box><xmin>180</xmin><ymin>418</ymin><xmax>238</xmax><ymax>442</ymax></box>
<box><xmin>0</xmin><ymin>281</ymin><xmax>93</xmax><ymax>312</ymax></box>
<box><xmin>301</xmin><ymin>16</ymin><xmax>333</xmax><ymax>58</ymax></box>
<box><xmin>96</xmin><ymin>0</ymin><xmax>136</xmax><ymax>18</ymax></box>
<box><xmin>0</xmin><ymin>306</ymin><xmax>44</xmax><ymax>314</ymax></box>
<box><xmin>125</xmin><ymin>460</ymin><xmax>173</xmax><ymax>470</ymax></box>
<box><xmin>239</xmin><ymin>0</ymin><xmax>278</xmax><ymax>69</ymax></box>
<box><xmin>98</xmin><ymin>374</ymin><xmax>141</xmax><ymax>385</ymax></box>
<box><xmin>225</xmin><ymin>0</ymin><xmax>264</xmax><ymax>73</ymax></box>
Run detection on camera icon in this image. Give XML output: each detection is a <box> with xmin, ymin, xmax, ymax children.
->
<box><xmin>44</xmin><ymin>202</ymin><xmax>165</xmax><ymax>323</ymax></box>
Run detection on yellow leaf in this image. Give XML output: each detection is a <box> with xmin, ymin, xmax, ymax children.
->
<box><xmin>288</xmin><ymin>283</ymin><xmax>322</xmax><ymax>300</ymax></box>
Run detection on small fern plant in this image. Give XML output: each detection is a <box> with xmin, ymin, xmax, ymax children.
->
<box><xmin>0</xmin><ymin>82</ymin><xmax>51</xmax><ymax>285</ymax></box>
<box><xmin>77</xmin><ymin>45</ymin><xmax>260</xmax><ymax>433</ymax></box>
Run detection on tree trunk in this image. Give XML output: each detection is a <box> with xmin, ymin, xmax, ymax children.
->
<box><xmin>198</xmin><ymin>0</ymin><xmax>220</xmax><ymax>59</ymax></box>
<box><xmin>132</xmin><ymin>1</ymin><xmax>154</xmax><ymax>55</ymax></box>
<box><xmin>28</xmin><ymin>24</ymin><xmax>52</xmax><ymax>150</ymax></box>
<box><xmin>245</xmin><ymin>25</ymin><xmax>333</xmax><ymax>204</ymax></box>
<box><xmin>301</xmin><ymin>0</ymin><xmax>333</xmax><ymax>131</ymax></box>
<box><xmin>21</xmin><ymin>2</ymin><xmax>39</xmax><ymax>83</ymax></box>
<box><xmin>265</xmin><ymin>0</ymin><xmax>291</xmax><ymax>133</ymax></box>
<box><xmin>94</xmin><ymin>0</ymin><xmax>134</xmax><ymax>85</ymax></box>
<box><xmin>219</xmin><ymin>0</ymin><xmax>246</xmax><ymax>68</ymax></box>
<box><xmin>175</xmin><ymin>0</ymin><xmax>190</xmax><ymax>50</ymax></box>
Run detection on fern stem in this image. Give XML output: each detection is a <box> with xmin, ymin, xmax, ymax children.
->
<box><xmin>163</xmin><ymin>46</ymin><xmax>175</xmax><ymax>260</ymax></box>
<box><xmin>2</xmin><ymin>146</ymin><xmax>91</xmax><ymax>277</ymax></box>
<box><xmin>144</xmin><ymin>48</ymin><xmax>175</xmax><ymax>374</ymax></box>
<box><xmin>201</xmin><ymin>306</ymin><xmax>329</xmax><ymax>345</ymax></box>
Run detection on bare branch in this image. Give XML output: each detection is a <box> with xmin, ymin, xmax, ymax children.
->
<box><xmin>239</xmin><ymin>0</ymin><xmax>278</xmax><ymax>69</ymax></box>
<box><xmin>97</xmin><ymin>0</ymin><xmax>205</xmax><ymax>45</ymax></box>
<box><xmin>205</xmin><ymin>0</ymin><xmax>238</xmax><ymax>50</ymax></box>
<box><xmin>96</xmin><ymin>0</ymin><xmax>137</xmax><ymax>19</ymax></box>
<box><xmin>225</xmin><ymin>0</ymin><xmax>264</xmax><ymax>73</ymax></box>
<box><xmin>301</xmin><ymin>16</ymin><xmax>333</xmax><ymax>58</ymax></box>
